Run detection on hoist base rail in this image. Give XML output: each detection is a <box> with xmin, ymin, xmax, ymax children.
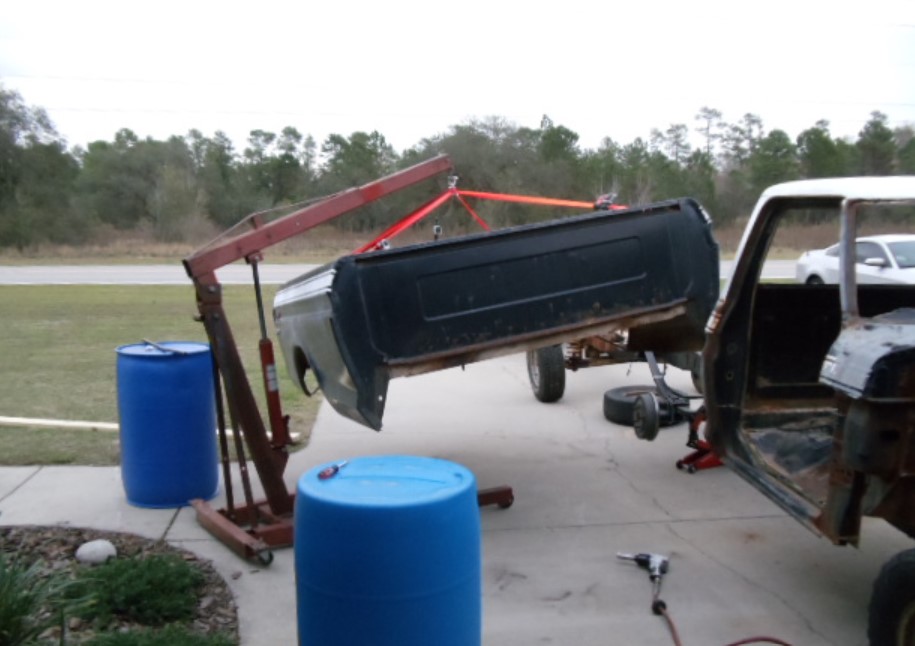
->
<box><xmin>192</xmin><ymin>498</ymin><xmax>293</xmax><ymax>563</ymax></box>
<box><xmin>192</xmin><ymin>486</ymin><xmax>514</xmax><ymax>563</ymax></box>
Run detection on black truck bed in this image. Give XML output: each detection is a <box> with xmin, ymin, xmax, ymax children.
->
<box><xmin>273</xmin><ymin>198</ymin><xmax>719</xmax><ymax>429</ymax></box>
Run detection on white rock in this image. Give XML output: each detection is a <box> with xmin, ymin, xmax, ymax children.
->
<box><xmin>75</xmin><ymin>539</ymin><xmax>117</xmax><ymax>564</ymax></box>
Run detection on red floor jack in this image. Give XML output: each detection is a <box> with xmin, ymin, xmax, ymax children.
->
<box><xmin>630</xmin><ymin>352</ymin><xmax>722</xmax><ymax>474</ymax></box>
<box><xmin>674</xmin><ymin>406</ymin><xmax>722</xmax><ymax>474</ymax></box>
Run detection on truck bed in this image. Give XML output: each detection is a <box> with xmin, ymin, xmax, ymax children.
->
<box><xmin>273</xmin><ymin>198</ymin><xmax>719</xmax><ymax>429</ymax></box>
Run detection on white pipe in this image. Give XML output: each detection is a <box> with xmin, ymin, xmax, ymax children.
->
<box><xmin>0</xmin><ymin>415</ymin><xmax>303</xmax><ymax>442</ymax></box>
<box><xmin>0</xmin><ymin>416</ymin><xmax>118</xmax><ymax>431</ymax></box>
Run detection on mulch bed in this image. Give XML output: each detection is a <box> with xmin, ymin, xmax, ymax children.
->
<box><xmin>0</xmin><ymin>524</ymin><xmax>239</xmax><ymax>644</ymax></box>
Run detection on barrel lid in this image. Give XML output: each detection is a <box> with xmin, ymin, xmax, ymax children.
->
<box><xmin>300</xmin><ymin>455</ymin><xmax>475</xmax><ymax>508</ymax></box>
<box><xmin>116</xmin><ymin>341</ymin><xmax>210</xmax><ymax>357</ymax></box>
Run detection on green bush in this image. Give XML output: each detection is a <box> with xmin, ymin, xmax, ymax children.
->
<box><xmin>0</xmin><ymin>553</ymin><xmax>70</xmax><ymax>646</ymax></box>
<box><xmin>86</xmin><ymin>623</ymin><xmax>234</xmax><ymax>646</ymax></box>
<box><xmin>74</xmin><ymin>554</ymin><xmax>204</xmax><ymax>627</ymax></box>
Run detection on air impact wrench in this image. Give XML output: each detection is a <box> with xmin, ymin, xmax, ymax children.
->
<box><xmin>617</xmin><ymin>552</ymin><xmax>670</xmax><ymax>613</ymax></box>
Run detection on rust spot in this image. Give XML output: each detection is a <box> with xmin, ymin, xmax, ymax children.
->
<box><xmin>741</xmin><ymin>531</ymin><xmax>763</xmax><ymax>544</ymax></box>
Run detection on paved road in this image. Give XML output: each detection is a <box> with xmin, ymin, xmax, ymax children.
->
<box><xmin>0</xmin><ymin>264</ymin><xmax>319</xmax><ymax>285</ymax></box>
<box><xmin>0</xmin><ymin>260</ymin><xmax>796</xmax><ymax>285</ymax></box>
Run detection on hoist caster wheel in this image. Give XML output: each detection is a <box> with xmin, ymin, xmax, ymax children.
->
<box><xmin>254</xmin><ymin>549</ymin><xmax>274</xmax><ymax>566</ymax></box>
<box><xmin>687</xmin><ymin>464</ymin><xmax>698</xmax><ymax>474</ymax></box>
<box><xmin>676</xmin><ymin>460</ymin><xmax>685</xmax><ymax>470</ymax></box>
<box><xmin>498</xmin><ymin>496</ymin><xmax>514</xmax><ymax>509</ymax></box>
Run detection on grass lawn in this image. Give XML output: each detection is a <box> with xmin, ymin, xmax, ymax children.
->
<box><xmin>0</xmin><ymin>284</ymin><xmax>320</xmax><ymax>465</ymax></box>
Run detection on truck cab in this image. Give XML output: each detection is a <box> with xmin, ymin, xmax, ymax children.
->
<box><xmin>704</xmin><ymin>177</ymin><xmax>915</xmax><ymax>544</ymax></box>
<box><xmin>702</xmin><ymin>177</ymin><xmax>915</xmax><ymax>643</ymax></box>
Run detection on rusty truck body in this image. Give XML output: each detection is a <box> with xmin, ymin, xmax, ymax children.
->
<box><xmin>701</xmin><ymin>177</ymin><xmax>915</xmax><ymax>644</ymax></box>
<box><xmin>273</xmin><ymin>198</ymin><xmax>718</xmax><ymax>430</ymax></box>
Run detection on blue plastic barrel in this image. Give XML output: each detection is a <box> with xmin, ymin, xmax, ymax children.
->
<box><xmin>115</xmin><ymin>341</ymin><xmax>218</xmax><ymax>508</ymax></box>
<box><xmin>295</xmin><ymin>455</ymin><xmax>481</xmax><ymax>646</ymax></box>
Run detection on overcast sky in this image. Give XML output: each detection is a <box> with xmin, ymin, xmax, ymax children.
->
<box><xmin>2</xmin><ymin>0</ymin><xmax>914</xmax><ymax>156</ymax></box>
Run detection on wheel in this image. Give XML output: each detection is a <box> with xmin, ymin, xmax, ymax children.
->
<box><xmin>806</xmin><ymin>275</ymin><xmax>825</xmax><ymax>285</ymax></box>
<box><xmin>527</xmin><ymin>345</ymin><xmax>566</xmax><ymax>403</ymax></box>
<box><xmin>602</xmin><ymin>385</ymin><xmax>683</xmax><ymax>426</ymax></box>
<box><xmin>633</xmin><ymin>392</ymin><xmax>661</xmax><ymax>441</ymax></box>
<box><xmin>254</xmin><ymin>549</ymin><xmax>274</xmax><ymax>566</ymax></box>
<box><xmin>498</xmin><ymin>495</ymin><xmax>514</xmax><ymax>509</ymax></box>
<box><xmin>869</xmin><ymin>548</ymin><xmax>915</xmax><ymax>645</ymax></box>
<box><xmin>687</xmin><ymin>464</ymin><xmax>698</xmax><ymax>474</ymax></box>
<box><xmin>676</xmin><ymin>460</ymin><xmax>685</xmax><ymax>470</ymax></box>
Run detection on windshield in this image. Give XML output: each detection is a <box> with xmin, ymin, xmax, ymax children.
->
<box><xmin>888</xmin><ymin>241</ymin><xmax>915</xmax><ymax>269</ymax></box>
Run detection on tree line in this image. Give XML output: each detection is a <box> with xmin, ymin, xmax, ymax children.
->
<box><xmin>1</xmin><ymin>85</ymin><xmax>913</xmax><ymax>250</ymax></box>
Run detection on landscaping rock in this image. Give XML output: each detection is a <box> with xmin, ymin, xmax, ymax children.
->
<box><xmin>76</xmin><ymin>538</ymin><xmax>117</xmax><ymax>564</ymax></box>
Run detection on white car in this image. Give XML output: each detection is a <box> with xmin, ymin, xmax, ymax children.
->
<box><xmin>795</xmin><ymin>234</ymin><xmax>915</xmax><ymax>285</ymax></box>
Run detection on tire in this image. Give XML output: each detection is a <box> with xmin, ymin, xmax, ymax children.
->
<box><xmin>527</xmin><ymin>345</ymin><xmax>566</xmax><ymax>403</ymax></box>
<box><xmin>603</xmin><ymin>385</ymin><xmax>687</xmax><ymax>427</ymax></box>
<box><xmin>869</xmin><ymin>548</ymin><xmax>915</xmax><ymax>646</ymax></box>
<box><xmin>604</xmin><ymin>385</ymin><xmax>655</xmax><ymax>425</ymax></box>
<box><xmin>806</xmin><ymin>275</ymin><xmax>825</xmax><ymax>285</ymax></box>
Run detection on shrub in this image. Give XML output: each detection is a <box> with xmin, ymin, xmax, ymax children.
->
<box><xmin>0</xmin><ymin>553</ymin><xmax>71</xmax><ymax>645</ymax></box>
<box><xmin>74</xmin><ymin>554</ymin><xmax>204</xmax><ymax>626</ymax></box>
<box><xmin>86</xmin><ymin>623</ymin><xmax>234</xmax><ymax>646</ymax></box>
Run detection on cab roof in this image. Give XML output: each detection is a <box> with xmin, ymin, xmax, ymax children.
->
<box><xmin>760</xmin><ymin>176</ymin><xmax>915</xmax><ymax>202</ymax></box>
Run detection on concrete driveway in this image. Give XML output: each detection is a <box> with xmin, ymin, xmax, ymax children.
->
<box><xmin>293</xmin><ymin>354</ymin><xmax>911</xmax><ymax>646</ymax></box>
<box><xmin>2</xmin><ymin>353</ymin><xmax>910</xmax><ymax>645</ymax></box>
